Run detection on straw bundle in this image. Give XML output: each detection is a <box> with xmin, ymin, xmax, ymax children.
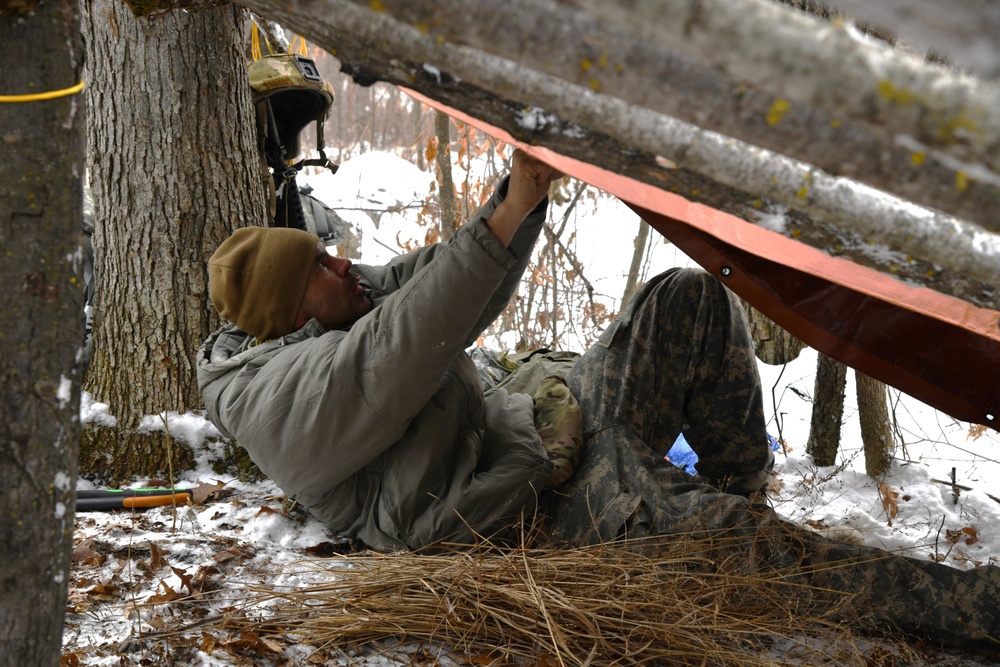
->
<box><xmin>221</xmin><ymin>533</ymin><xmax>904</xmax><ymax>666</ymax></box>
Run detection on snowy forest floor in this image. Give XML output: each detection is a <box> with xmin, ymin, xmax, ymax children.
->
<box><xmin>62</xmin><ymin>440</ymin><xmax>1000</xmax><ymax>667</ymax></box>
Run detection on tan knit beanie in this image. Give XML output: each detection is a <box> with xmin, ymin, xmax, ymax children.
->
<box><xmin>208</xmin><ymin>226</ymin><xmax>318</xmax><ymax>340</ymax></box>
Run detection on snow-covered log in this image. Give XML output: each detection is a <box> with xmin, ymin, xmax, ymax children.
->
<box><xmin>238</xmin><ymin>0</ymin><xmax>999</xmax><ymax>308</ymax></box>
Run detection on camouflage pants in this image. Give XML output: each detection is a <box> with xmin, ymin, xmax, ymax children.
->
<box><xmin>543</xmin><ymin>268</ymin><xmax>771</xmax><ymax>542</ymax></box>
<box><xmin>539</xmin><ymin>268</ymin><xmax>1000</xmax><ymax>645</ymax></box>
<box><xmin>571</xmin><ymin>267</ymin><xmax>771</xmax><ymax>487</ymax></box>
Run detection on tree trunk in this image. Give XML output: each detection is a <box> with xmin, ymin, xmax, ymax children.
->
<box><xmin>80</xmin><ymin>0</ymin><xmax>265</xmax><ymax>482</ymax></box>
<box><xmin>806</xmin><ymin>353</ymin><xmax>847</xmax><ymax>467</ymax></box>
<box><xmin>0</xmin><ymin>0</ymin><xmax>85</xmax><ymax>663</ymax></box>
<box><xmin>434</xmin><ymin>109</ymin><xmax>458</xmax><ymax>239</ymax></box>
<box><xmin>743</xmin><ymin>302</ymin><xmax>806</xmax><ymax>365</ymax></box>
<box><xmin>621</xmin><ymin>218</ymin><xmax>650</xmax><ymax>311</ymax></box>
<box><xmin>857</xmin><ymin>371</ymin><xmax>895</xmax><ymax>477</ymax></box>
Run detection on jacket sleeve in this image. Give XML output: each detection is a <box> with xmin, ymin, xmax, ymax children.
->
<box><xmin>358</xmin><ymin>176</ymin><xmax>545</xmax><ymax>347</ymax></box>
<box><xmin>217</xmin><ymin>204</ymin><xmax>543</xmax><ymax>504</ymax></box>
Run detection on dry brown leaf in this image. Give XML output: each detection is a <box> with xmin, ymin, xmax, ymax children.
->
<box><xmin>305</xmin><ymin>652</ymin><xmax>327</xmax><ymax>665</ymax></box>
<box><xmin>767</xmin><ymin>474</ymin><xmax>785</xmax><ymax>496</ymax></box>
<box><xmin>148</xmin><ymin>578</ymin><xmax>183</xmax><ymax>604</ymax></box>
<box><xmin>149</xmin><ymin>541</ymin><xmax>169</xmax><ymax>570</ymax></box>
<box><xmin>86</xmin><ymin>578</ymin><xmax>119</xmax><ymax>598</ymax></box>
<box><xmin>146</xmin><ymin>615</ymin><xmax>167</xmax><ymax>631</ymax></box>
<box><xmin>224</xmin><ymin>632</ymin><xmax>283</xmax><ymax>657</ymax></box>
<box><xmin>201</xmin><ymin>632</ymin><xmax>220</xmax><ymax>654</ymax></box>
<box><xmin>947</xmin><ymin>526</ymin><xmax>979</xmax><ymax>545</ymax></box>
<box><xmin>72</xmin><ymin>538</ymin><xmax>105</xmax><ymax>567</ymax></box>
<box><xmin>171</xmin><ymin>566</ymin><xmax>194</xmax><ymax>594</ymax></box>
<box><xmin>212</xmin><ymin>549</ymin><xmax>243</xmax><ymax>564</ymax></box>
<box><xmin>968</xmin><ymin>423</ymin><xmax>988</xmax><ymax>442</ymax></box>
<box><xmin>466</xmin><ymin>651</ymin><xmax>504</xmax><ymax>666</ymax></box>
<box><xmin>879</xmin><ymin>481</ymin><xmax>900</xmax><ymax>521</ymax></box>
<box><xmin>192</xmin><ymin>480</ymin><xmax>229</xmax><ymax>505</ymax></box>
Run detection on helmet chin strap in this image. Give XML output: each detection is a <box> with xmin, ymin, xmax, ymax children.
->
<box><xmin>292</xmin><ymin>120</ymin><xmax>339</xmax><ymax>174</ymax></box>
<box><xmin>261</xmin><ymin>99</ymin><xmax>307</xmax><ymax>233</ymax></box>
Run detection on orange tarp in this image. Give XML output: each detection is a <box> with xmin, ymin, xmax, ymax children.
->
<box><xmin>405</xmin><ymin>90</ymin><xmax>1000</xmax><ymax>432</ymax></box>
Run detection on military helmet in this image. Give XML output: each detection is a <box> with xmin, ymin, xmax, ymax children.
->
<box><xmin>248</xmin><ymin>54</ymin><xmax>335</xmax><ymax>164</ymax></box>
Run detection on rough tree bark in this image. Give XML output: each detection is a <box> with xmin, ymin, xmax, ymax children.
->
<box><xmin>857</xmin><ymin>372</ymin><xmax>894</xmax><ymax>477</ymax></box>
<box><xmin>0</xmin><ymin>0</ymin><xmax>85</xmax><ymax>663</ymax></box>
<box><xmin>621</xmin><ymin>218</ymin><xmax>650</xmax><ymax>312</ymax></box>
<box><xmin>806</xmin><ymin>353</ymin><xmax>848</xmax><ymax>467</ymax></box>
<box><xmin>743</xmin><ymin>303</ymin><xmax>806</xmax><ymax>365</ymax></box>
<box><xmin>237</xmin><ymin>0</ymin><xmax>1000</xmax><ymax>309</ymax></box>
<box><xmin>434</xmin><ymin>110</ymin><xmax>458</xmax><ymax>240</ymax></box>
<box><xmin>80</xmin><ymin>0</ymin><xmax>265</xmax><ymax>481</ymax></box>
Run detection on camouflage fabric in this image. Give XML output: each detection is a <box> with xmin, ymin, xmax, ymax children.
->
<box><xmin>532</xmin><ymin>376</ymin><xmax>583</xmax><ymax>487</ymax></box>
<box><xmin>537</xmin><ymin>268</ymin><xmax>1000</xmax><ymax>646</ymax></box>
<box><xmin>248</xmin><ymin>54</ymin><xmax>334</xmax><ymax>105</ymax></box>
<box><xmin>539</xmin><ymin>268</ymin><xmax>771</xmax><ymax>543</ymax></box>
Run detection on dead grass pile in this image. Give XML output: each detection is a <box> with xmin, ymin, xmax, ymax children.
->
<box><xmin>217</xmin><ymin>533</ymin><xmax>909</xmax><ymax>666</ymax></box>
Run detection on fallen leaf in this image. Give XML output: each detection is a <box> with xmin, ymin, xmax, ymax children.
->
<box><xmin>192</xmin><ymin>480</ymin><xmax>230</xmax><ymax>505</ymax></box>
<box><xmin>224</xmin><ymin>632</ymin><xmax>283</xmax><ymax>657</ymax></box>
<box><xmin>212</xmin><ymin>549</ymin><xmax>243</xmax><ymax>564</ymax></box>
<box><xmin>171</xmin><ymin>566</ymin><xmax>194</xmax><ymax>595</ymax></box>
<box><xmin>72</xmin><ymin>538</ymin><xmax>105</xmax><ymax>567</ymax></box>
<box><xmin>201</xmin><ymin>632</ymin><xmax>220</xmax><ymax>654</ymax></box>
<box><xmin>149</xmin><ymin>541</ymin><xmax>169</xmax><ymax>570</ymax></box>
<box><xmin>86</xmin><ymin>578</ymin><xmax>119</xmax><ymax>598</ymax></box>
<box><xmin>879</xmin><ymin>481</ymin><xmax>899</xmax><ymax>521</ymax></box>
<box><xmin>767</xmin><ymin>475</ymin><xmax>785</xmax><ymax>496</ymax></box>
<box><xmin>148</xmin><ymin>578</ymin><xmax>183</xmax><ymax>605</ymax></box>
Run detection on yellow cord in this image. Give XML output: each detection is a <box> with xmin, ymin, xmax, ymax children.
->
<box><xmin>0</xmin><ymin>80</ymin><xmax>85</xmax><ymax>103</ymax></box>
<box><xmin>289</xmin><ymin>35</ymin><xmax>308</xmax><ymax>56</ymax></box>
<box><xmin>251</xmin><ymin>25</ymin><xmax>262</xmax><ymax>61</ymax></box>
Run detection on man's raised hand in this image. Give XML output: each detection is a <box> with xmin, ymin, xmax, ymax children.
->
<box><xmin>486</xmin><ymin>149</ymin><xmax>564</xmax><ymax>247</ymax></box>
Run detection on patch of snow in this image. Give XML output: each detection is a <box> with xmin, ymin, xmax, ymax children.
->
<box><xmin>57</xmin><ymin>375</ymin><xmax>73</xmax><ymax>408</ymax></box>
<box><xmin>515</xmin><ymin>106</ymin><xmax>555</xmax><ymax>131</ymax></box>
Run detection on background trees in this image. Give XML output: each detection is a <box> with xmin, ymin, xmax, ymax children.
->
<box><xmin>0</xmin><ymin>0</ymin><xmax>85</xmax><ymax>664</ymax></box>
<box><xmin>79</xmin><ymin>0</ymin><xmax>264</xmax><ymax>481</ymax></box>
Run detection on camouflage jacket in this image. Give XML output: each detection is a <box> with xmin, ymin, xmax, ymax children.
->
<box><xmin>197</xmin><ymin>178</ymin><xmax>553</xmax><ymax>551</ymax></box>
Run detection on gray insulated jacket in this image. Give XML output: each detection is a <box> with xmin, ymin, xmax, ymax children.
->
<box><xmin>197</xmin><ymin>181</ymin><xmax>553</xmax><ymax>551</ymax></box>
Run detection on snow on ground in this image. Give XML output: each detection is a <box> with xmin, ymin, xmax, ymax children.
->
<box><xmin>65</xmin><ymin>151</ymin><xmax>1000</xmax><ymax>665</ymax></box>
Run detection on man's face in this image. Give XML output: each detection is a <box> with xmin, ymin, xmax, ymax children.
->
<box><xmin>296</xmin><ymin>242</ymin><xmax>372</xmax><ymax>331</ymax></box>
